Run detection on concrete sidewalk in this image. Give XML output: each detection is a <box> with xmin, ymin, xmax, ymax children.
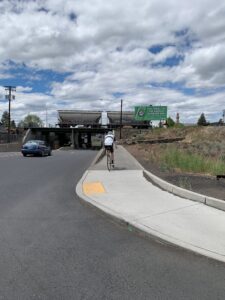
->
<box><xmin>76</xmin><ymin>146</ymin><xmax>225</xmax><ymax>263</ymax></box>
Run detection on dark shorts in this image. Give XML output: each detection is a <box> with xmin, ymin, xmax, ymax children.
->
<box><xmin>105</xmin><ymin>145</ymin><xmax>114</xmax><ymax>153</ymax></box>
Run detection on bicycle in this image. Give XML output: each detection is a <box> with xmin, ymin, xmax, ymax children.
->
<box><xmin>106</xmin><ymin>148</ymin><xmax>113</xmax><ymax>171</ymax></box>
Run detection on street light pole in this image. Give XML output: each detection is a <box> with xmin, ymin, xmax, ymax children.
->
<box><xmin>120</xmin><ymin>99</ymin><xmax>123</xmax><ymax>139</ymax></box>
<box><xmin>4</xmin><ymin>86</ymin><xmax>16</xmax><ymax>143</ymax></box>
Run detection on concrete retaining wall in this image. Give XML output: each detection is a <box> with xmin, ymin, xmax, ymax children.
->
<box><xmin>0</xmin><ymin>142</ymin><xmax>21</xmax><ymax>152</ymax></box>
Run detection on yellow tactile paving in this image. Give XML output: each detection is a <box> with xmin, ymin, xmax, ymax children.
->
<box><xmin>83</xmin><ymin>182</ymin><xmax>106</xmax><ymax>196</ymax></box>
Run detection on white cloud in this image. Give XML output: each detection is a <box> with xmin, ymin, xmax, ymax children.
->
<box><xmin>11</xmin><ymin>91</ymin><xmax>58</xmax><ymax>125</ymax></box>
<box><xmin>184</xmin><ymin>44</ymin><xmax>225</xmax><ymax>85</ymax></box>
<box><xmin>16</xmin><ymin>86</ymin><xmax>33</xmax><ymax>92</ymax></box>
<box><xmin>0</xmin><ymin>0</ymin><xmax>225</xmax><ymax>123</ymax></box>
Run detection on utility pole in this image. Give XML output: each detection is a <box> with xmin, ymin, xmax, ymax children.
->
<box><xmin>45</xmin><ymin>104</ymin><xmax>48</xmax><ymax>127</ymax></box>
<box><xmin>120</xmin><ymin>99</ymin><xmax>123</xmax><ymax>139</ymax></box>
<box><xmin>4</xmin><ymin>86</ymin><xmax>16</xmax><ymax>143</ymax></box>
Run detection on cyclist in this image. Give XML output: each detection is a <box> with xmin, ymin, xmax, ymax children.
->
<box><xmin>104</xmin><ymin>131</ymin><xmax>116</xmax><ymax>167</ymax></box>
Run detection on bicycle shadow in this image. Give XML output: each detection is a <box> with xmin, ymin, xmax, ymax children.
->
<box><xmin>112</xmin><ymin>166</ymin><xmax>127</xmax><ymax>170</ymax></box>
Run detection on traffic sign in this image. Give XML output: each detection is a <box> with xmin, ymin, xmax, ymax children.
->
<box><xmin>134</xmin><ymin>106</ymin><xmax>167</xmax><ymax>121</ymax></box>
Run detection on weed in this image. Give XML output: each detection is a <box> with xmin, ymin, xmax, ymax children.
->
<box><xmin>220</xmin><ymin>155</ymin><xmax>225</xmax><ymax>162</ymax></box>
<box><xmin>178</xmin><ymin>177</ymin><xmax>192</xmax><ymax>190</ymax></box>
<box><xmin>160</xmin><ymin>163</ymin><xmax>170</xmax><ymax>172</ymax></box>
<box><xmin>129</xmin><ymin>126</ymin><xmax>225</xmax><ymax>176</ymax></box>
<box><xmin>159</xmin><ymin>147</ymin><xmax>225</xmax><ymax>175</ymax></box>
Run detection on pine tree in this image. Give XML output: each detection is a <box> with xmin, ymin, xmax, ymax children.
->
<box><xmin>1</xmin><ymin>111</ymin><xmax>9</xmax><ymax>128</ymax></box>
<box><xmin>11</xmin><ymin>120</ymin><xmax>16</xmax><ymax>129</ymax></box>
<box><xmin>197</xmin><ymin>113</ymin><xmax>207</xmax><ymax>126</ymax></box>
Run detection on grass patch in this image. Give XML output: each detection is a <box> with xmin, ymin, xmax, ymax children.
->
<box><xmin>159</xmin><ymin>163</ymin><xmax>170</xmax><ymax>172</ymax></box>
<box><xmin>160</xmin><ymin>147</ymin><xmax>225</xmax><ymax>175</ymax></box>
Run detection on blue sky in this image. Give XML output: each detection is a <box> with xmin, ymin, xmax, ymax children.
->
<box><xmin>0</xmin><ymin>0</ymin><xmax>225</xmax><ymax>125</ymax></box>
<box><xmin>0</xmin><ymin>63</ymin><xmax>70</xmax><ymax>94</ymax></box>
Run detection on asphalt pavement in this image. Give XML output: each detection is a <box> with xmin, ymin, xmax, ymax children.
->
<box><xmin>77</xmin><ymin>145</ymin><xmax>225</xmax><ymax>263</ymax></box>
<box><xmin>1</xmin><ymin>149</ymin><xmax>225</xmax><ymax>299</ymax></box>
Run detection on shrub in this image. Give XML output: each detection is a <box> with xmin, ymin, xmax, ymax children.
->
<box><xmin>166</xmin><ymin>117</ymin><xmax>175</xmax><ymax>127</ymax></box>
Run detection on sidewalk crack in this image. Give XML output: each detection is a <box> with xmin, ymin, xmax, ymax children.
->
<box><xmin>132</xmin><ymin>202</ymin><xmax>201</xmax><ymax>222</ymax></box>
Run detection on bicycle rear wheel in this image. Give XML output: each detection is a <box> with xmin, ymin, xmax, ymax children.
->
<box><xmin>106</xmin><ymin>151</ymin><xmax>111</xmax><ymax>171</ymax></box>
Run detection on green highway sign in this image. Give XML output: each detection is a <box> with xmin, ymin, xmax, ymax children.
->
<box><xmin>134</xmin><ymin>106</ymin><xmax>167</xmax><ymax>121</ymax></box>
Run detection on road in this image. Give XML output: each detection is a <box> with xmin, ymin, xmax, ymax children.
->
<box><xmin>0</xmin><ymin>150</ymin><xmax>225</xmax><ymax>299</ymax></box>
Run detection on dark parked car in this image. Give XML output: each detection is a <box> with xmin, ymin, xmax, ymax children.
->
<box><xmin>21</xmin><ymin>140</ymin><xmax>52</xmax><ymax>157</ymax></box>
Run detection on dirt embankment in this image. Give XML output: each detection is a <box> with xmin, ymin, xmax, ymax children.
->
<box><xmin>120</xmin><ymin>126</ymin><xmax>225</xmax><ymax>201</ymax></box>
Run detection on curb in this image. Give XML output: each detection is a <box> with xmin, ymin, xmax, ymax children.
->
<box><xmin>88</xmin><ymin>146</ymin><xmax>225</xmax><ymax>212</ymax></box>
<box><xmin>122</xmin><ymin>145</ymin><xmax>225</xmax><ymax>212</ymax></box>
<box><xmin>143</xmin><ymin>170</ymin><xmax>225</xmax><ymax>212</ymax></box>
<box><xmin>76</xmin><ymin>171</ymin><xmax>225</xmax><ymax>264</ymax></box>
<box><xmin>75</xmin><ymin>147</ymin><xmax>225</xmax><ymax>263</ymax></box>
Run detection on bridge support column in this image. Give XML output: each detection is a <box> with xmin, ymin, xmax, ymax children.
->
<box><xmin>71</xmin><ymin>130</ymin><xmax>79</xmax><ymax>149</ymax></box>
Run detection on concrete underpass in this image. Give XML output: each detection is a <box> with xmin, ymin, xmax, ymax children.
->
<box><xmin>24</xmin><ymin>127</ymin><xmax>109</xmax><ymax>149</ymax></box>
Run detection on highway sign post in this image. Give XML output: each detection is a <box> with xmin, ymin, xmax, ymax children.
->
<box><xmin>134</xmin><ymin>106</ymin><xmax>167</xmax><ymax>121</ymax></box>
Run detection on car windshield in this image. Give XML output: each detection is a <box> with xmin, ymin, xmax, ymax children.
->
<box><xmin>26</xmin><ymin>140</ymin><xmax>45</xmax><ymax>144</ymax></box>
<box><xmin>26</xmin><ymin>140</ymin><xmax>38</xmax><ymax>144</ymax></box>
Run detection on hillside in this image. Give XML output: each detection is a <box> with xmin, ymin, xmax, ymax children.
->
<box><xmin>121</xmin><ymin>126</ymin><xmax>225</xmax><ymax>200</ymax></box>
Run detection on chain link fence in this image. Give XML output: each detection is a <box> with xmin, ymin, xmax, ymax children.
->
<box><xmin>0</xmin><ymin>132</ymin><xmax>23</xmax><ymax>144</ymax></box>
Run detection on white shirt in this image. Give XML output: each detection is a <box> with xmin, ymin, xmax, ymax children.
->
<box><xmin>104</xmin><ymin>134</ymin><xmax>114</xmax><ymax>146</ymax></box>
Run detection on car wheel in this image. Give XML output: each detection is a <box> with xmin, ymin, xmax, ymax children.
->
<box><xmin>48</xmin><ymin>151</ymin><xmax>52</xmax><ymax>156</ymax></box>
<box><xmin>23</xmin><ymin>153</ymin><xmax>27</xmax><ymax>157</ymax></box>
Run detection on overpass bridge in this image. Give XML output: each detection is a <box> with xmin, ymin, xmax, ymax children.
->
<box><xmin>25</xmin><ymin>127</ymin><xmax>110</xmax><ymax>149</ymax></box>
